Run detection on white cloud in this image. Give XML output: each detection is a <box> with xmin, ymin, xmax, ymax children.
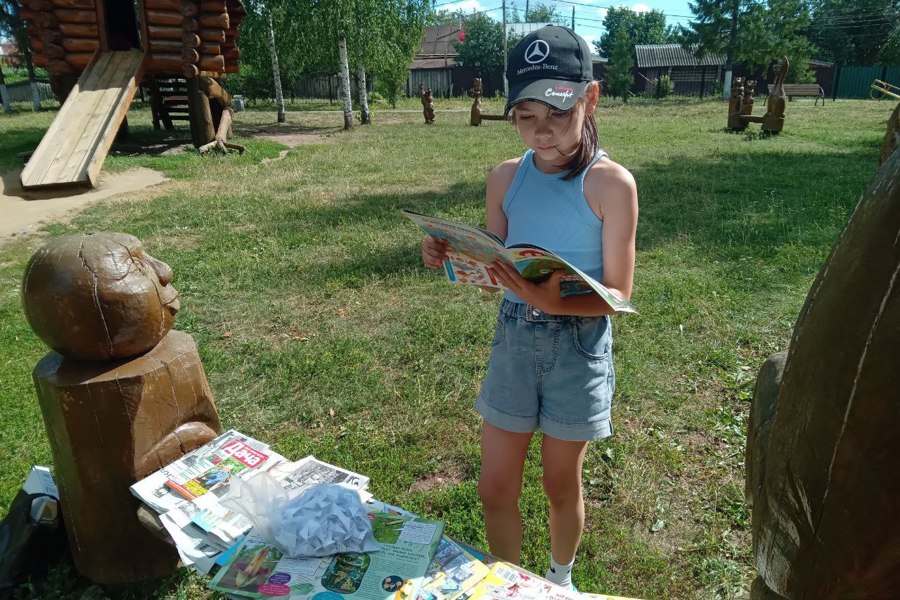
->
<box><xmin>631</xmin><ymin>3</ymin><xmax>652</xmax><ymax>13</ymax></box>
<box><xmin>581</xmin><ymin>34</ymin><xmax>597</xmax><ymax>46</ymax></box>
<box><xmin>438</xmin><ymin>0</ymin><xmax>484</xmax><ymax>13</ymax></box>
<box><xmin>598</xmin><ymin>7</ymin><xmax>609</xmax><ymax>17</ymax></box>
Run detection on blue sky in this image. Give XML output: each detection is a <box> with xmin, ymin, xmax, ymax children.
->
<box><xmin>434</xmin><ymin>0</ymin><xmax>696</xmax><ymax>53</ymax></box>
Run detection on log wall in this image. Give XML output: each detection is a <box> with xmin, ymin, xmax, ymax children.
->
<box><xmin>20</xmin><ymin>0</ymin><xmax>246</xmax><ymax>78</ymax></box>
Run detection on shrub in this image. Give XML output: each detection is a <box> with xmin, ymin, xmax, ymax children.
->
<box><xmin>655</xmin><ymin>75</ymin><xmax>674</xmax><ymax>98</ymax></box>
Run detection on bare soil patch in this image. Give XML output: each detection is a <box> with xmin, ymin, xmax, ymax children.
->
<box><xmin>0</xmin><ymin>168</ymin><xmax>168</xmax><ymax>243</ymax></box>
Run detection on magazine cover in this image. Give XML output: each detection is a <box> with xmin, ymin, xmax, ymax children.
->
<box><xmin>416</xmin><ymin>536</ymin><xmax>490</xmax><ymax>600</ymax></box>
<box><xmin>209</xmin><ymin>512</ymin><xmax>445</xmax><ymax>600</ymax></box>
<box><xmin>402</xmin><ymin>210</ymin><xmax>636</xmax><ymax>313</ymax></box>
<box><xmin>130</xmin><ymin>430</ymin><xmax>284</xmax><ymax>514</ymax></box>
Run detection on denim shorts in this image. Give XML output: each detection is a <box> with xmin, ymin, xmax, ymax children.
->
<box><xmin>476</xmin><ymin>299</ymin><xmax>616</xmax><ymax>442</ymax></box>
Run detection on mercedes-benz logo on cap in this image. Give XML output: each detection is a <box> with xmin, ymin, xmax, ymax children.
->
<box><xmin>524</xmin><ymin>39</ymin><xmax>550</xmax><ymax>64</ymax></box>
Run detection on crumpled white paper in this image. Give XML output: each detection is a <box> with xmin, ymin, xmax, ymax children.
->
<box><xmin>273</xmin><ymin>483</ymin><xmax>381</xmax><ymax>558</ymax></box>
<box><xmin>220</xmin><ymin>474</ymin><xmax>380</xmax><ymax>558</ymax></box>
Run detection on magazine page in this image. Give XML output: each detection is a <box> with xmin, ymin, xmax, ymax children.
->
<box><xmin>208</xmin><ymin>512</ymin><xmax>445</xmax><ymax>600</ymax></box>
<box><xmin>130</xmin><ymin>430</ymin><xmax>283</xmax><ymax>514</ymax></box>
<box><xmin>268</xmin><ymin>455</ymin><xmax>371</xmax><ymax>495</ymax></box>
<box><xmin>416</xmin><ymin>536</ymin><xmax>490</xmax><ymax>600</ymax></box>
<box><xmin>402</xmin><ymin>210</ymin><xmax>509</xmax><ymax>289</ymax></box>
<box><xmin>164</xmin><ymin>430</ymin><xmax>278</xmax><ymax>500</ymax></box>
<box><xmin>460</xmin><ymin>562</ymin><xmax>555</xmax><ymax>600</ymax></box>
<box><xmin>506</xmin><ymin>246</ymin><xmax>637</xmax><ymax>313</ymax></box>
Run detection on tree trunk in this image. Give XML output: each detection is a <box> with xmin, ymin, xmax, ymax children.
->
<box><xmin>266</xmin><ymin>10</ymin><xmax>285</xmax><ymax>123</ymax></box>
<box><xmin>357</xmin><ymin>63</ymin><xmax>370</xmax><ymax>125</ymax></box>
<box><xmin>0</xmin><ymin>69</ymin><xmax>10</xmax><ymax>113</ymax></box>
<box><xmin>724</xmin><ymin>0</ymin><xmax>739</xmax><ymax>100</ymax></box>
<box><xmin>338</xmin><ymin>35</ymin><xmax>353</xmax><ymax>130</ymax></box>
<box><xmin>187</xmin><ymin>76</ymin><xmax>215</xmax><ymax>148</ymax></box>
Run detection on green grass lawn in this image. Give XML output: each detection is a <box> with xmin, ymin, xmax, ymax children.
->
<box><xmin>0</xmin><ymin>96</ymin><xmax>889</xmax><ymax>600</ymax></box>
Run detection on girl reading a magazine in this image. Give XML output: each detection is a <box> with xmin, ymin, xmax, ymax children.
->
<box><xmin>420</xmin><ymin>26</ymin><xmax>638</xmax><ymax>590</ymax></box>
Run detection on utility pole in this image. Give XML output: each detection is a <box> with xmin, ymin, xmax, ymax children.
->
<box><xmin>571</xmin><ymin>6</ymin><xmax>575</xmax><ymax>29</ymax></box>
<box><xmin>525</xmin><ymin>0</ymin><xmax>529</xmax><ymax>21</ymax></box>
<box><xmin>503</xmin><ymin>0</ymin><xmax>508</xmax><ymax>96</ymax></box>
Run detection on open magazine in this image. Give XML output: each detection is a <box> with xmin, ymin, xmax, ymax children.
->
<box><xmin>208</xmin><ymin>511</ymin><xmax>445</xmax><ymax>600</ymax></box>
<box><xmin>402</xmin><ymin>210</ymin><xmax>636</xmax><ymax>314</ymax></box>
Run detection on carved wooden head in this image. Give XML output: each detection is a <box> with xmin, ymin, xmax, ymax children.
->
<box><xmin>22</xmin><ymin>232</ymin><xmax>179</xmax><ymax>361</ymax></box>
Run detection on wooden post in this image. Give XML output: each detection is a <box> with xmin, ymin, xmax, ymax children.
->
<box><xmin>187</xmin><ymin>76</ymin><xmax>214</xmax><ymax>147</ymax></box>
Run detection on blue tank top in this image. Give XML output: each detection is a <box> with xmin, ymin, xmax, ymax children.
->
<box><xmin>502</xmin><ymin>148</ymin><xmax>608</xmax><ymax>303</ymax></box>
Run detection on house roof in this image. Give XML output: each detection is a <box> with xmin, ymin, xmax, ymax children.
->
<box><xmin>634</xmin><ymin>44</ymin><xmax>726</xmax><ymax>68</ymax></box>
<box><xmin>410</xmin><ymin>55</ymin><xmax>457</xmax><ymax>70</ymax></box>
<box><xmin>419</xmin><ymin>24</ymin><xmax>462</xmax><ymax>56</ymax></box>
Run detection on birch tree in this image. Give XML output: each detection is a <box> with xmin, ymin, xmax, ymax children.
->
<box><xmin>337</xmin><ymin>34</ymin><xmax>353</xmax><ymax>129</ymax></box>
<box><xmin>266</xmin><ymin>9</ymin><xmax>286</xmax><ymax>123</ymax></box>
<box><xmin>357</xmin><ymin>63</ymin><xmax>370</xmax><ymax>124</ymax></box>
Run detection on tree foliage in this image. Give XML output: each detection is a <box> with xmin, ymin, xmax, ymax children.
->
<box><xmin>454</xmin><ymin>12</ymin><xmax>505</xmax><ymax>69</ymax></box>
<box><xmin>606</xmin><ymin>28</ymin><xmax>634</xmax><ymax>102</ymax></box>
<box><xmin>595</xmin><ymin>7</ymin><xmax>669</xmax><ymax>58</ymax></box>
<box><xmin>679</xmin><ymin>0</ymin><xmax>815</xmax><ymax>72</ymax></box>
<box><xmin>808</xmin><ymin>0</ymin><xmax>900</xmax><ymax>64</ymax></box>
<box><xmin>526</xmin><ymin>1</ymin><xmax>563</xmax><ymax>24</ymax></box>
<box><xmin>237</xmin><ymin>0</ymin><xmax>427</xmax><ymax>106</ymax></box>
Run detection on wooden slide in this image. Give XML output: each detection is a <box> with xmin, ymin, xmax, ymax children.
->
<box><xmin>21</xmin><ymin>50</ymin><xmax>145</xmax><ymax>190</ymax></box>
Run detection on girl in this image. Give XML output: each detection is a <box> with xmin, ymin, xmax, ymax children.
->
<box><xmin>421</xmin><ymin>26</ymin><xmax>637</xmax><ymax>589</ymax></box>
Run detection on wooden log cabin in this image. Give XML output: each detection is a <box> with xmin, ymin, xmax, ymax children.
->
<box><xmin>17</xmin><ymin>0</ymin><xmax>246</xmax><ymax>189</ymax></box>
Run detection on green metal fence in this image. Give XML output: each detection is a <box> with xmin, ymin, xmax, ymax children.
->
<box><xmin>832</xmin><ymin>65</ymin><xmax>900</xmax><ymax>99</ymax></box>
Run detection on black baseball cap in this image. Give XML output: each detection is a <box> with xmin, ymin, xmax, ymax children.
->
<box><xmin>505</xmin><ymin>25</ymin><xmax>594</xmax><ymax>115</ymax></box>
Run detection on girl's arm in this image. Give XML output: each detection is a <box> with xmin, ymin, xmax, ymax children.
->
<box><xmin>478</xmin><ymin>160</ymin><xmax>519</xmax><ymax>292</ymax></box>
<box><xmin>489</xmin><ymin>160</ymin><xmax>638</xmax><ymax>316</ymax></box>
<box><xmin>486</xmin><ymin>159</ymin><xmax>519</xmax><ymax>240</ymax></box>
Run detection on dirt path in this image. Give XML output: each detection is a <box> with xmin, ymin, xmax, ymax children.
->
<box><xmin>0</xmin><ymin>168</ymin><xmax>168</xmax><ymax>242</ymax></box>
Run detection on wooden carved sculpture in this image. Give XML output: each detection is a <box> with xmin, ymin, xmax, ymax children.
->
<box><xmin>727</xmin><ymin>77</ymin><xmax>746</xmax><ymax>130</ymax></box>
<box><xmin>470</xmin><ymin>77</ymin><xmax>484</xmax><ymax>126</ymax></box>
<box><xmin>726</xmin><ymin>59</ymin><xmax>789</xmax><ymax>134</ymax></box>
<box><xmin>745</xmin><ymin>135</ymin><xmax>900</xmax><ymax>598</ymax></box>
<box><xmin>761</xmin><ymin>58</ymin><xmax>789</xmax><ymax>134</ymax></box>
<box><xmin>422</xmin><ymin>87</ymin><xmax>436</xmax><ymax>125</ymax></box>
<box><xmin>880</xmin><ymin>102</ymin><xmax>900</xmax><ymax>165</ymax></box>
<box><xmin>22</xmin><ymin>232</ymin><xmax>222</xmax><ymax>584</ymax></box>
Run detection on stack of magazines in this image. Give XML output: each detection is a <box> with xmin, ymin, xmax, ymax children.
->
<box><xmin>129</xmin><ymin>430</ymin><xmax>371</xmax><ymax>575</ymax></box>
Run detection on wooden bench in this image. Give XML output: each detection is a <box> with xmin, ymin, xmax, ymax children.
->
<box><xmin>768</xmin><ymin>83</ymin><xmax>825</xmax><ymax>105</ymax></box>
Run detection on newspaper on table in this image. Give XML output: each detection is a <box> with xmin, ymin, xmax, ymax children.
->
<box><xmin>416</xmin><ymin>536</ymin><xmax>490</xmax><ymax>600</ymax></box>
<box><xmin>208</xmin><ymin>511</ymin><xmax>444</xmax><ymax>600</ymax></box>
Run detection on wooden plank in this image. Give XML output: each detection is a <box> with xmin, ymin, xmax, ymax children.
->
<box><xmin>20</xmin><ymin>51</ymin><xmax>110</xmax><ymax>187</ymax></box>
<box><xmin>83</xmin><ymin>52</ymin><xmax>145</xmax><ymax>186</ymax></box>
<box><xmin>53</xmin><ymin>52</ymin><xmax>131</xmax><ymax>185</ymax></box>
<box><xmin>37</xmin><ymin>51</ymin><xmax>123</xmax><ymax>185</ymax></box>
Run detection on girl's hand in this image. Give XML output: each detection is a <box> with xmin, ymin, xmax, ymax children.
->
<box><xmin>422</xmin><ymin>235</ymin><xmax>449</xmax><ymax>269</ymax></box>
<box><xmin>488</xmin><ymin>261</ymin><xmax>565</xmax><ymax>314</ymax></box>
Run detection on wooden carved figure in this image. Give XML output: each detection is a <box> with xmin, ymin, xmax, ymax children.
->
<box><xmin>745</xmin><ymin>140</ymin><xmax>900</xmax><ymax>598</ymax></box>
<box><xmin>470</xmin><ymin>77</ymin><xmax>484</xmax><ymax>126</ymax></box>
<box><xmin>22</xmin><ymin>232</ymin><xmax>222</xmax><ymax>584</ymax></box>
<box><xmin>741</xmin><ymin>80</ymin><xmax>757</xmax><ymax>118</ymax></box>
<box><xmin>422</xmin><ymin>88</ymin><xmax>436</xmax><ymax>124</ymax></box>
<box><xmin>727</xmin><ymin>77</ymin><xmax>746</xmax><ymax>130</ymax></box>
<box><xmin>762</xmin><ymin>57</ymin><xmax>789</xmax><ymax>134</ymax></box>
